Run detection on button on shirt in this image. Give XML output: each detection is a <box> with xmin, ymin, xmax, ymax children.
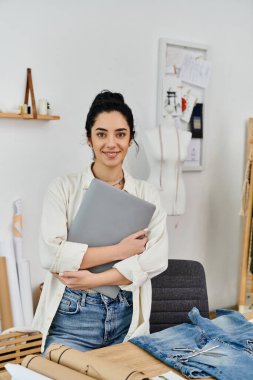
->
<box><xmin>32</xmin><ymin>165</ymin><xmax>169</xmax><ymax>351</ymax></box>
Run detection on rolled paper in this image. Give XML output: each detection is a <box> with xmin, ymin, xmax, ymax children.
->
<box><xmin>0</xmin><ymin>257</ymin><xmax>13</xmax><ymax>330</ymax></box>
<box><xmin>0</xmin><ymin>238</ymin><xmax>24</xmax><ymax>327</ymax></box>
<box><xmin>13</xmin><ymin>199</ymin><xmax>23</xmax><ymax>261</ymax></box>
<box><xmin>5</xmin><ymin>363</ymin><xmax>51</xmax><ymax>380</ymax></box>
<box><xmin>17</xmin><ymin>259</ymin><xmax>34</xmax><ymax>326</ymax></box>
<box><xmin>46</xmin><ymin>344</ymin><xmax>149</xmax><ymax>380</ymax></box>
<box><xmin>22</xmin><ymin>355</ymin><xmax>94</xmax><ymax>380</ymax></box>
<box><xmin>13</xmin><ymin>199</ymin><xmax>34</xmax><ymax>325</ymax></box>
<box><xmin>13</xmin><ymin>213</ymin><xmax>22</xmax><ymax>237</ymax></box>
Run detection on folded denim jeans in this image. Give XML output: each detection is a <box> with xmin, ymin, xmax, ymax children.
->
<box><xmin>190</xmin><ymin>307</ymin><xmax>253</xmax><ymax>353</ymax></box>
<box><xmin>130</xmin><ymin>308</ymin><xmax>253</xmax><ymax>379</ymax></box>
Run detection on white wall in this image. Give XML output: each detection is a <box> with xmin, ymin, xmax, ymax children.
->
<box><xmin>1</xmin><ymin>0</ymin><xmax>253</xmax><ymax>311</ymax></box>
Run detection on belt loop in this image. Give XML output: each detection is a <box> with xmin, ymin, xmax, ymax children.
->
<box><xmin>118</xmin><ymin>290</ymin><xmax>124</xmax><ymax>302</ymax></box>
<box><xmin>81</xmin><ymin>291</ymin><xmax>87</xmax><ymax>307</ymax></box>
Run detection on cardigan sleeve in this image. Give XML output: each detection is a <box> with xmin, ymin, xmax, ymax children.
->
<box><xmin>113</xmin><ymin>183</ymin><xmax>169</xmax><ymax>292</ymax></box>
<box><xmin>39</xmin><ymin>177</ymin><xmax>88</xmax><ymax>274</ymax></box>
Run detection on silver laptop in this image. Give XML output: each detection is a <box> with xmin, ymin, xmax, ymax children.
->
<box><xmin>68</xmin><ymin>178</ymin><xmax>156</xmax><ymax>298</ymax></box>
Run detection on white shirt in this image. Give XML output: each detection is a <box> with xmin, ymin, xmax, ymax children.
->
<box><xmin>32</xmin><ymin>165</ymin><xmax>169</xmax><ymax>351</ymax></box>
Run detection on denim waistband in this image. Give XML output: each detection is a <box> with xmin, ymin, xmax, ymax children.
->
<box><xmin>62</xmin><ymin>287</ymin><xmax>132</xmax><ymax>305</ymax></box>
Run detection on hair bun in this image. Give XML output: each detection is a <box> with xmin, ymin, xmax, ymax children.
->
<box><xmin>92</xmin><ymin>90</ymin><xmax>125</xmax><ymax>106</ymax></box>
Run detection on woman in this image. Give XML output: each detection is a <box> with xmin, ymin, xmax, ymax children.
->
<box><xmin>32</xmin><ymin>90</ymin><xmax>169</xmax><ymax>354</ymax></box>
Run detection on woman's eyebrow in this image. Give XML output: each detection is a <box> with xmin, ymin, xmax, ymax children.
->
<box><xmin>95</xmin><ymin>127</ymin><xmax>108</xmax><ymax>131</ymax></box>
<box><xmin>95</xmin><ymin>127</ymin><xmax>128</xmax><ymax>132</ymax></box>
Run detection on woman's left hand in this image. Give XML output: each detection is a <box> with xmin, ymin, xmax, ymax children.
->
<box><xmin>53</xmin><ymin>270</ymin><xmax>94</xmax><ymax>290</ymax></box>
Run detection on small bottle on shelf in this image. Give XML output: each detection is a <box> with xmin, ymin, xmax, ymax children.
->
<box><xmin>47</xmin><ymin>102</ymin><xmax>52</xmax><ymax>116</ymax></box>
<box><xmin>37</xmin><ymin>99</ymin><xmax>47</xmax><ymax>115</ymax></box>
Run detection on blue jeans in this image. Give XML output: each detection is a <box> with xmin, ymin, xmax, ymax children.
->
<box><xmin>190</xmin><ymin>307</ymin><xmax>253</xmax><ymax>353</ymax></box>
<box><xmin>131</xmin><ymin>307</ymin><xmax>253</xmax><ymax>379</ymax></box>
<box><xmin>43</xmin><ymin>287</ymin><xmax>133</xmax><ymax>354</ymax></box>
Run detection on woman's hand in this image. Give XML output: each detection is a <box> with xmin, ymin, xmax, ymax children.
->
<box><xmin>53</xmin><ymin>270</ymin><xmax>95</xmax><ymax>290</ymax></box>
<box><xmin>53</xmin><ymin>268</ymin><xmax>132</xmax><ymax>287</ymax></box>
<box><xmin>117</xmin><ymin>229</ymin><xmax>148</xmax><ymax>260</ymax></box>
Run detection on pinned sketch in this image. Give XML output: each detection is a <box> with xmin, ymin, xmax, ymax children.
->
<box><xmin>184</xmin><ymin>138</ymin><xmax>202</xmax><ymax>168</ymax></box>
<box><xmin>166</xmin><ymin>45</ymin><xmax>185</xmax><ymax>68</ymax></box>
<box><xmin>162</xmin><ymin>76</ymin><xmax>182</xmax><ymax>118</ymax></box>
<box><xmin>164</xmin><ymin>89</ymin><xmax>182</xmax><ymax>117</ymax></box>
<box><xmin>165</xmin><ymin>64</ymin><xmax>177</xmax><ymax>75</ymax></box>
<box><xmin>181</xmin><ymin>91</ymin><xmax>197</xmax><ymax>123</ymax></box>
<box><xmin>180</xmin><ymin>54</ymin><xmax>211</xmax><ymax>88</ymax></box>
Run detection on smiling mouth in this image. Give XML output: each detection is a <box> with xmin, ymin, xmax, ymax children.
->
<box><xmin>103</xmin><ymin>151</ymin><xmax>120</xmax><ymax>158</ymax></box>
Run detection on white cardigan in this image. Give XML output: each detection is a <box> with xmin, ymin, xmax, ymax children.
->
<box><xmin>32</xmin><ymin>165</ymin><xmax>169</xmax><ymax>351</ymax></box>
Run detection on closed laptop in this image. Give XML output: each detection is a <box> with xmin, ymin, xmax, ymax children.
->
<box><xmin>68</xmin><ymin>178</ymin><xmax>156</xmax><ymax>298</ymax></box>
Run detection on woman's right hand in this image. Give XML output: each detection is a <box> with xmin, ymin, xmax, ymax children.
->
<box><xmin>117</xmin><ymin>230</ymin><xmax>148</xmax><ymax>259</ymax></box>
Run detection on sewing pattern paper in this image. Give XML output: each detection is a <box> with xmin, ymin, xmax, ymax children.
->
<box><xmin>180</xmin><ymin>54</ymin><xmax>211</xmax><ymax>88</ymax></box>
<box><xmin>5</xmin><ymin>364</ymin><xmax>52</xmax><ymax>380</ymax></box>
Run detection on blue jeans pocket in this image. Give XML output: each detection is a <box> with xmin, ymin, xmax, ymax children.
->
<box><xmin>58</xmin><ymin>293</ymin><xmax>80</xmax><ymax>315</ymax></box>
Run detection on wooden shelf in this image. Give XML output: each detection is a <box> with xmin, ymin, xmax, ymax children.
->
<box><xmin>0</xmin><ymin>112</ymin><xmax>60</xmax><ymax>120</ymax></box>
<box><xmin>1</xmin><ymin>69</ymin><xmax>60</xmax><ymax>122</ymax></box>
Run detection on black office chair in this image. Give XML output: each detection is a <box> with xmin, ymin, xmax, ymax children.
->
<box><xmin>150</xmin><ymin>259</ymin><xmax>209</xmax><ymax>333</ymax></box>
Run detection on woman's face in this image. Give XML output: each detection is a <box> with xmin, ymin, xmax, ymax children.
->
<box><xmin>89</xmin><ymin>111</ymin><xmax>131</xmax><ymax>168</ymax></box>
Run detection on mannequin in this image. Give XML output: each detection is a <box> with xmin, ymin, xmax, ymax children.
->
<box><xmin>145</xmin><ymin>115</ymin><xmax>192</xmax><ymax>215</ymax></box>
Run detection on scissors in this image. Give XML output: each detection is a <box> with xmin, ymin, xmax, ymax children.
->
<box><xmin>170</xmin><ymin>345</ymin><xmax>227</xmax><ymax>361</ymax></box>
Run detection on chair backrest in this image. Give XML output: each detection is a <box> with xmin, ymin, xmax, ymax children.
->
<box><xmin>150</xmin><ymin>259</ymin><xmax>209</xmax><ymax>333</ymax></box>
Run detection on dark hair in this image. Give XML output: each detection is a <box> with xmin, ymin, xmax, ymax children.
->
<box><xmin>85</xmin><ymin>90</ymin><xmax>139</xmax><ymax>150</ymax></box>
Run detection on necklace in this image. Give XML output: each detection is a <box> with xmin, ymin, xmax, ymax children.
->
<box><xmin>106</xmin><ymin>176</ymin><xmax>124</xmax><ymax>187</ymax></box>
<box><xmin>91</xmin><ymin>163</ymin><xmax>124</xmax><ymax>187</ymax></box>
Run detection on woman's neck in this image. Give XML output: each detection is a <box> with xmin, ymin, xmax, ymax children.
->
<box><xmin>91</xmin><ymin>162</ymin><xmax>124</xmax><ymax>184</ymax></box>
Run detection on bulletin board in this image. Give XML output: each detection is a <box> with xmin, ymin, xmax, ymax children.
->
<box><xmin>156</xmin><ymin>38</ymin><xmax>210</xmax><ymax>171</ymax></box>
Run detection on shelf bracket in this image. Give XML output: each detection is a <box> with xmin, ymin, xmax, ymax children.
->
<box><xmin>24</xmin><ymin>68</ymin><xmax>37</xmax><ymax>119</ymax></box>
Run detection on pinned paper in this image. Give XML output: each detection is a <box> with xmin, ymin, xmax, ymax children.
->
<box><xmin>165</xmin><ymin>65</ymin><xmax>176</xmax><ymax>75</ymax></box>
<box><xmin>164</xmin><ymin>87</ymin><xmax>182</xmax><ymax>117</ymax></box>
<box><xmin>185</xmin><ymin>139</ymin><xmax>201</xmax><ymax>167</ymax></box>
<box><xmin>180</xmin><ymin>54</ymin><xmax>211</xmax><ymax>88</ymax></box>
<box><xmin>181</xmin><ymin>92</ymin><xmax>197</xmax><ymax>123</ymax></box>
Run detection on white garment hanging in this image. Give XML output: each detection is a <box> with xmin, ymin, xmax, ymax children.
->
<box><xmin>145</xmin><ymin>122</ymin><xmax>192</xmax><ymax>215</ymax></box>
